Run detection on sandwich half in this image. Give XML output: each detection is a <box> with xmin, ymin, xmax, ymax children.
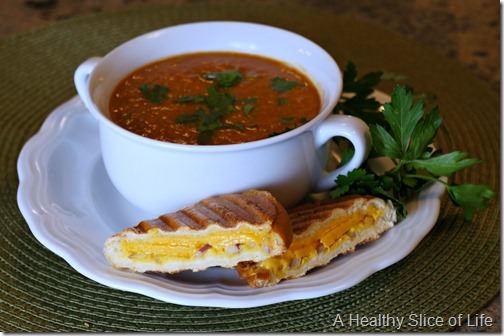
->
<box><xmin>236</xmin><ymin>196</ymin><xmax>396</xmax><ymax>287</ymax></box>
<box><xmin>104</xmin><ymin>190</ymin><xmax>292</xmax><ymax>273</ymax></box>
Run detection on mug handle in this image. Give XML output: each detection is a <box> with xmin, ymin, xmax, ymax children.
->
<box><xmin>74</xmin><ymin>57</ymin><xmax>102</xmax><ymax>111</ymax></box>
<box><xmin>313</xmin><ymin>115</ymin><xmax>371</xmax><ymax>191</ymax></box>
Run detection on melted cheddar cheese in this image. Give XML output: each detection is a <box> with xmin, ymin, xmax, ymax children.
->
<box><xmin>259</xmin><ymin>207</ymin><xmax>383</xmax><ymax>275</ymax></box>
<box><xmin>120</xmin><ymin>228</ymin><xmax>265</xmax><ymax>263</ymax></box>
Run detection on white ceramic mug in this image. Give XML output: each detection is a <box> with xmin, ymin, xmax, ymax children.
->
<box><xmin>74</xmin><ymin>21</ymin><xmax>371</xmax><ymax>215</ymax></box>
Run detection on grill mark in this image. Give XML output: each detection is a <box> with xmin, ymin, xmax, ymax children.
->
<box><xmin>133</xmin><ymin>191</ymin><xmax>281</xmax><ymax>233</ymax></box>
<box><xmin>172</xmin><ymin>211</ymin><xmax>204</xmax><ymax>230</ymax></box>
<box><xmin>289</xmin><ymin>199</ymin><xmax>368</xmax><ymax>235</ymax></box>
<box><xmin>240</xmin><ymin>193</ymin><xmax>276</xmax><ymax>219</ymax></box>
<box><xmin>220</xmin><ymin>194</ymin><xmax>262</xmax><ymax>224</ymax></box>
<box><xmin>201</xmin><ymin>198</ymin><xmax>243</xmax><ymax>228</ymax></box>
<box><xmin>138</xmin><ymin>218</ymin><xmax>169</xmax><ymax>232</ymax></box>
<box><xmin>189</xmin><ymin>203</ymin><xmax>228</xmax><ymax>225</ymax></box>
<box><xmin>154</xmin><ymin>211</ymin><xmax>200</xmax><ymax>231</ymax></box>
<box><xmin>154</xmin><ymin>215</ymin><xmax>180</xmax><ymax>231</ymax></box>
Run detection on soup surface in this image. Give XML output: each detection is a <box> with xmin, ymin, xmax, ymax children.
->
<box><xmin>109</xmin><ymin>52</ymin><xmax>321</xmax><ymax>145</ymax></box>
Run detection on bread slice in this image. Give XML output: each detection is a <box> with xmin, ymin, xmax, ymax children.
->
<box><xmin>104</xmin><ymin>190</ymin><xmax>292</xmax><ymax>273</ymax></box>
<box><xmin>236</xmin><ymin>196</ymin><xmax>396</xmax><ymax>287</ymax></box>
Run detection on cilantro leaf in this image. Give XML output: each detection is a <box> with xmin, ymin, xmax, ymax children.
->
<box><xmin>203</xmin><ymin>70</ymin><xmax>243</xmax><ymax>88</ymax></box>
<box><xmin>271</xmin><ymin>77</ymin><xmax>301</xmax><ymax>93</ymax></box>
<box><xmin>448</xmin><ymin>184</ymin><xmax>496</xmax><ymax>220</ymax></box>
<box><xmin>139</xmin><ymin>84</ymin><xmax>169</xmax><ymax>104</ymax></box>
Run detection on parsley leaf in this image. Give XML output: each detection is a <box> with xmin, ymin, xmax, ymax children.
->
<box><xmin>339</xmin><ymin>145</ymin><xmax>354</xmax><ymax>166</ymax></box>
<box><xmin>280</xmin><ymin>116</ymin><xmax>295</xmax><ymax>124</ymax></box>
<box><xmin>174</xmin><ymin>86</ymin><xmax>236</xmax><ymax>144</ymax></box>
<box><xmin>206</xmin><ymin>85</ymin><xmax>235</xmax><ymax>114</ymax></box>
<box><xmin>271</xmin><ymin>77</ymin><xmax>301</xmax><ymax>93</ymax></box>
<box><xmin>176</xmin><ymin>95</ymin><xmax>206</xmax><ymax>104</ymax></box>
<box><xmin>407</xmin><ymin>106</ymin><xmax>442</xmax><ymax>159</ymax></box>
<box><xmin>330</xmin><ymin>168</ymin><xmax>374</xmax><ymax>198</ymax></box>
<box><xmin>203</xmin><ymin>70</ymin><xmax>243</xmax><ymax>88</ymax></box>
<box><xmin>243</xmin><ymin>97</ymin><xmax>257</xmax><ymax>116</ymax></box>
<box><xmin>410</xmin><ymin>151</ymin><xmax>480</xmax><ymax>176</ymax></box>
<box><xmin>277</xmin><ymin>97</ymin><xmax>288</xmax><ymax>106</ymax></box>
<box><xmin>369</xmin><ymin>124</ymin><xmax>402</xmax><ymax>159</ymax></box>
<box><xmin>382</xmin><ymin>86</ymin><xmax>423</xmax><ymax>155</ymax></box>
<box><xmin>334</xmin><ymin>62</ymin><xmax>385</xmax><ymax>126</ymax></box>
<box><xmin>139</xmin><ymin>84</ymin><xmax>169</xmax><ymax>104</ymax></box>
<box><xmin>448</xmin><ymin>184</ymin><xmax>496</xmax><ymax>220</ymax></box>
<box><xmin>342</xmin><ymin>61</ymin><xmax>383</xmax><ymax>96</ymax></box>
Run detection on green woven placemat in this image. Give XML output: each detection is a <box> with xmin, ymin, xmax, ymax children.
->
<box><xmin>0</xmin><ymin>1</ymin><xmax>499</xmax><ymax>332</ymax></box>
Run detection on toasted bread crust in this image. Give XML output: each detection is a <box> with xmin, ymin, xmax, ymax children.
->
<box><xmin>289</xmin><ymin>195</ymin><xmax>375</xmax><ymax>235</ymax></box>
<box><xmin>130</xmin><ymin>190</ymin><xmax>290</xmax><ymax>234</ymax></box>
<box><xmin>236</xmin><ymin>196</ymin><xmax>397</xmax><ymax>287</ymax></box>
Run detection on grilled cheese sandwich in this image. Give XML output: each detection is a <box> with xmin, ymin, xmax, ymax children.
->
<box><xmin>236</xmin><ymin>196</ymin><xmax>396</xmax><ymax>287</ymax></box>
<box><xmin>104</xmin><ymin>190</ymin><xmax>292</xmax><ymax>273</ymax></box>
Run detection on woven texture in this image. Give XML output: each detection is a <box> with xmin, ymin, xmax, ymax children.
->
<box><xmin>0</xmin><ymin>1</ymin><xmax>499</xmax><ymax>332</ymax></box>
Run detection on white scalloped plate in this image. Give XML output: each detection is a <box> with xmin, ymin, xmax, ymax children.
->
<box><xmin>17</xmin><ymin>96</ymin><xmax>445</xmax><ymax>308</ymax></box>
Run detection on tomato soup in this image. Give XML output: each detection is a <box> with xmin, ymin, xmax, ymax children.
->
<box><xmin>109</xmin><ymin>52</ymin><xmax>321</xmax><ymax>145</ymax></box>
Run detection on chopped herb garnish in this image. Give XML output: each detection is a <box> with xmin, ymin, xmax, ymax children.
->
<box><xmin>176</xmin><ymin>95</ymin><xmax>206</xmax><ymax>104</ymax></box>
<box><xmin>223</xmin><ymin>122</ymin><xmax>245</xmax><ymax>131</ymax></box>
<box><xmin>280</xmin><ymin>116</ymin><xmax>295</xmax><ymax>124</ymax></box>
<box><xmin>277</xmin><ymin>97</ymin><xmax>288</xmax><ymax>106</ymax></box>
<box><xmin>268</xmin><ymin>127</ymin><xmax>294</xmax><ymax>138</ymax></box>
<box><xmin>139</xmin><ymin>84</ymin><xmax>169</xmax><ymax>104</ymax></box>
<box><xmin>197</xmin><ymin>130</ymin><xmax>214</xmax><ymax>145</ymax></box>
<box><xmin>299</xmin><ymin>117</ymin><xmax>309</xmax><ymax>124</ymax></box>
<box><xmin>243</xmin><ymin>97</ymin><xmax>257</xmax><ymax>116</ymax></box>
<box><xmin>206</xmin><ymin>86</ymin><xmax>236</xmax><ymax>114</ymax></box>
<box><xmin>271</xmin><ymin>77</ymin><xmax>301</xmax><ymax>93</ymax></box>
<box><xmin>203</xmin><ymin>70</ymin><xmax>243</xmax><ymax>88</ymax></box>
<box><xmin>174</xmin><ymin>86</ymin><xmax>237</xmax><ymax>144</ymax></box>
<box><xmin>175</xmin><ymin>113</ymin><xmax>200</xmax><ymax>124</ymax></box>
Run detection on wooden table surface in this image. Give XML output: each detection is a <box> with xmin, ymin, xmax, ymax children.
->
<box><xmin>0</xmin><ymin>0</ymin><xmax>499</xmax><ymax>332</ymax></box>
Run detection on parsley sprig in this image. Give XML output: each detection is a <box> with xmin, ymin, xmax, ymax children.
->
<box><xmin>331</xmin><ymin>63</ymin><xmax>495</xmax><ymax>220</ymax></box>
